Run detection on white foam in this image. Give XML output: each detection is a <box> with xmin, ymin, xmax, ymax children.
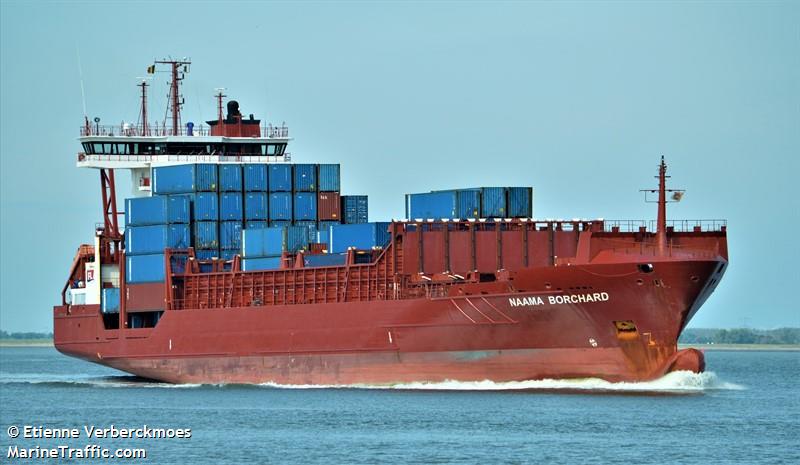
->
<box><xmin>1</xmin><ymin>370</ymin><xmax>745</xmax><ymax>393</ymax></box>
<box><xmin>258</xmin><ymin>371</ymin><xmax>746</xmax><ymax>393</ymax></box>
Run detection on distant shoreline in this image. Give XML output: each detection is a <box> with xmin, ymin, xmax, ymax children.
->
<box><xmin>2</xmin><ymin>340</ymin><xmax>799</xmax><ymax>351</ymax></box>
<box><xmin>0</xmin><ymin>339</ymin><xmax>54</xmax><ymax>347</ymax></box>
<box><xmin>679</xmin><ymin>343</ymin><xmax>800</xmax><ymax>351</ymax></box>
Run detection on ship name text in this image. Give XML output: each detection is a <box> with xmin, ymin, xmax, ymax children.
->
<box><xmin>508</xmin><ymin>292</ymin><xmax>610</xmax><ymax>308</ymax></box>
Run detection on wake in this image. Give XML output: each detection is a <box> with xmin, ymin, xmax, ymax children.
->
<box><xmin>1</xmin><ymin>370</ymin><xmax>745</xmax><ymax>393</ymax></box>
<box><xmin>258</xmin><ymin>370</ymin><xmax>745</xmax><ymax>393</ymax></box>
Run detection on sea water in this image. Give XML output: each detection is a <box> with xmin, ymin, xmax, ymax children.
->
<box><xmin>0</xmin><ymin>347</ymin><xmax>797</xmax><ymax>464</ymax></box>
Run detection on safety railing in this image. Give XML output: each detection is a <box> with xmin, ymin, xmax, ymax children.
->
<box><xmin>602</xmin><ymin>219</ymin><xmax>727</xmax><ymax>233</ymax></box>
<box><xmin>77</xmin><ymin>152</ymin><xmax>292</xmax><ymax>164</ymax></box>
<box><xmin>80</xmin><ymin>122</ymin><xmax>289</xmax><ymax>138</ymax></box>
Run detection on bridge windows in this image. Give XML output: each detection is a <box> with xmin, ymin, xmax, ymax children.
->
<box><xmin>81</xmin><ymin>141</ymin><xmax>287</xmax><ymax>156</ymax></box>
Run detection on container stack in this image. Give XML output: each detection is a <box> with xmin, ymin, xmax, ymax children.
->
<box><xmin>124</xmin><ymin>195</ymin><xmax>192</xmax><ymax>283</ymax></box>
<box><xmin>405</xmin><ymin>187</ymin><xmax>533</xmax><ymax>220</ymax></box>
<box><xmin>124</xmin><ymin>162</ymin><xmax>376</xmax><ymax>278</ymax></box>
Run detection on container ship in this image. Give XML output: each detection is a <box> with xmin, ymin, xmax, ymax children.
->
<box><xmin>53</xmin><ymin>60</ymin><xmax>728</xmax><ymax>385</ymax></box>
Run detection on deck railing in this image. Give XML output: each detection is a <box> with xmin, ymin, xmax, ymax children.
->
<box><xmin>80</xmin><ymin>122</ymin><xmax>289</xmax><ymax>138</ymax></box>
<box><xmin>77</xmin><ymin>152</ymin><xmax>292</xmax><ymax>164</ymax></box>
<box><xmin>603</xmin><ymin>219</ymin><xmax>727</xmax><ymax>233</ymax></box>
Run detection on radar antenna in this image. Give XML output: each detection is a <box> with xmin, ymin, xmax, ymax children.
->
<box><xmin>640</xmin><ymin>156</ymin><xmax>685</xmax><ymax>256</ymax></box>
<box><xmin>151</xmin><ymin>58</ymin><xmax>191</xmax><ymax>135</ymax></box>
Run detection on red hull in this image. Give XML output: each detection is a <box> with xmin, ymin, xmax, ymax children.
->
<box><xmin>55</xmin><ymin>258</ymin><xmax>724</xmax><ymax>384</ymax></box>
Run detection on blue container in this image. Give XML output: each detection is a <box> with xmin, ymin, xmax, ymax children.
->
<box><xmin>293</xmin><ymin>164</ymin><xmax>317</xmax><ymax>192</ymax></box>
<box><xmin>316</xmin><ymin>228</ymin><xmax>330</xmax><ymax>246</ymax></box>
<box><xmin>193</xmin><ymin>192</ymin><xmax>218</xmax><ymax>221</ymax></box>
<box><xmin>220</xmin><ymin>192</ymin><xmax>243</xmax><ymax>221</ymax></box>
<box><xmin>268</xmin><ymin>164</ymin><xmax>292</xmax><ymax>192</ymax></box>
<box><xmin>221</xmin><ymin>249</ymin><xmax>239</xmax><ymax>261</ymax></box>
<box><xmin>220</xmin><ymin>221</ymin><xmax>243</xmax><ymax>250</ymax></box>
<box><xmin>246</xmin><ymin>221</ymin><xmax>269</xmax><ymax>229</ymax></box>
<box><xmin>243</xmin><ymin>227</ymin><xmax>286</xmax><ymax>257</ymax></box>
<box><xmin>126</xmin><ymin>253</ymin><xmax>165</xmax><ymax>283</ymax></box>
<box><xmin>219</xmin><ymin>164</ymin><xmax>243</xmax><ymax>192</ymax></box>
<box><xmin>126</xmin><ymin>224</ymin><xmax>190</xmax><ymax>255</ymax></box>
<box><xmin>152</xmin><ymin>164</ymin><xmax>217</xmax><ymax>194</ymax></box>
<box><xmin>329</xmin><ymin>222</ymin><xmax>391</xmax><ymax>253</ymax></box>
<box><xmin>269</xmin><ymin>192</ymin><xmax>292</xmax><ymax>220</ymax></box>
<box><xmin>194</xmin><ymin>164</ymin><xmax>218</xmax><ymax>191</ymax></box>
<box><xmin>269</xmin><ymin>220</ymin><xmax>291</xmax><ymax>228</ymax></box>
<box><xmin>126</xmin><ymin>253</ymin><xmax>186</xmax><ymax>283</ymax></box>
<box><xmin>125</xmin><ymin>197</ymin><xmax>165</xmax><ymax>226</ymax></box>
<box><xmin>195</xmin><ymin>249</ymin><xmax>220</xmax><ymax>260</ymax></box>
<box><xmin>286</xmin><ymin>225</ymin><xmax>310</xmax><ymax>252</ymax></box>
<box><xmin>126</xmin><ymin>195</ymin><xmax>191</xmax><ymax>225</ymax></box>
<box><xmin>166</xmin><ymin>195</ymin><xmax>192</xmax><ymax>223</ymax></box>
<box><xmin>481</xmin><ymin>187</ymin><xmax>507</xmax><ymax>218</ymax></box>
<box><xmin>245</xmin><ymin>192</ymin><xmax>268</xmax><ymax>221</ymax></box>
<box><xmin>318</xmin><ymin>164</ymin><xmax>341</xmax><ymax>191</ymax></box>
<box><xmin>303</xmin><ymin>253</ymin><xmax>346</xmax><ymax>267</ymax></box>
<box><xmin>507</xmin><ymin>187</ymin><xmax>533</xmax><ymax>218</ymax></box>
<box><xmin>102</xmin><ymin>288</ymin><xmax>120</xmax><ymax>313</ymax></box>
<box><xmin>455</xmin><ymin>189</ymin><xmax>481</xmax><ymax>219</ymax></box>
<box><xmin>244</xmin><ymin>164</ymin><xmax>268</xmax><ymax>191</ymax></box>
<box><xmin>194</xmin><ymin>221</ymin><xmax>219</xmax><ymax>249</ymax></box>
<box><xmin>293</xmin><ymin>193</ymin><xmax>317</xmax><ymax>221</ymax></box>
<box><xmin>342</xmin><ymin>195</ymin><xmax>368</xmax><ymax>224</ymax></box>
<box><xmin>316</xmin><ymin>221</ymin><xmax>339</xmax><ymax>245</ymax></box>
<box><xmin>407</xmin><ymin>191</ymin><xmax>457</xmax><ymax>219</ymax></box>
<box><xmin>294</xmin><ymin>221</ymin><xmax>317</xmax><ymax>240</ymax></box>
<box><xmin>242</xmin><ymin>256</ymin><xmax>282</xmax><ymax>271</ymax></box>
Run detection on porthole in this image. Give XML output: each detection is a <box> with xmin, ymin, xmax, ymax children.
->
<box><xmin>638</xmin><ymin>263</ymin><xmax>654</xmax><ymax>273</ymax></box>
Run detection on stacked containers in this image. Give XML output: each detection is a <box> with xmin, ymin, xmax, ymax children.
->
<box><xmin>219</xmin><ymin>166</ymin><xmax>243</xmax><ymax>259</ymax></box>
<box><xmin>243</xmin><ymin>165</ymin><xmax>270</xmax><ymax>242</ymax></box>
<box><xmin>132</xmin><ymin>162</ymin><xmax>355</xmax><ymax>275</ymax></box>
<box><xmin>125</xmin><ymin>194</ymin><xmax>192</xmax><ymax>284</ymax></box>
<box><xmin>242</xmin><ymin>225</ymin><xmax>310</xmax><ymax>271</ymax></box>
<box><xmin>404</xmin><ymin>187</ymin><xmax>533</xmax><ymax>220</ymax></box>
<box><xmin>150</xmin><ymin>164</ymin><xmax>220</xmax><ymax>263</ymax></box>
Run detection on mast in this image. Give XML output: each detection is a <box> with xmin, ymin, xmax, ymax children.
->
<box><xmin>137</xmin><ymin>80</ymin><xmax>149</xmax><ymax>136</ymax></box>
<box><xmin>154</xmin><ymin>58</ymin><xmax>191</xmax><ymax>135</ymax></box>
<box><xmin>656</xmin><ymin>156</ymin><xmax>667</xmax><ymax>256</ymax></box>
<box><xmin>215</xmin><ymin>88</ymin><xmax>227</xmax><ymax>124</ymax></box>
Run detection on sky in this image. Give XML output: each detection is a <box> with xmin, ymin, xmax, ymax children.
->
<box><xmin>1</xmin><ymin>1</ymin><xmax>798</xmax><ymax>332</ymax></box>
